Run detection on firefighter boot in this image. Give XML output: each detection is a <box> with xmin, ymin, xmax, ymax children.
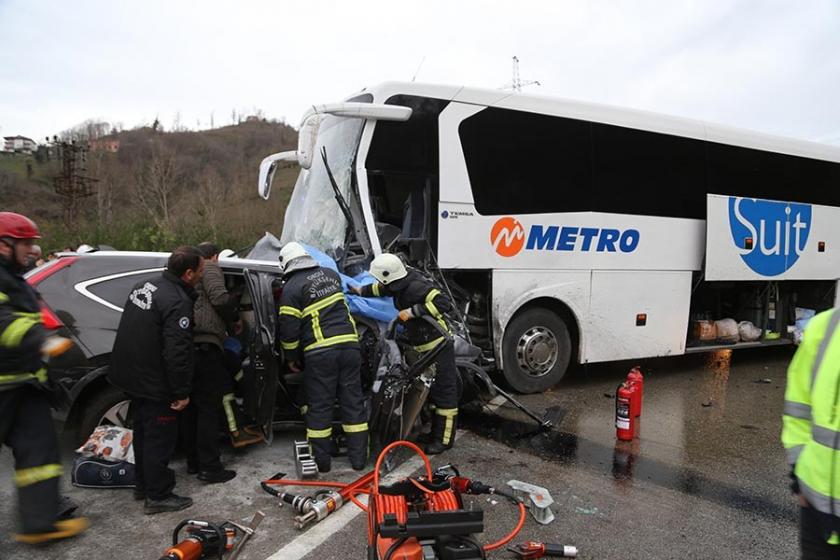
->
<box><xmin>14</xmin><ymin>517</ymin><xmax>89</xmax><ymax>545</ymax></box>
<box><xmin>423</xmin><ymin>409</ymin><xmax>457</xmax><ymax>455</ymax></box>
<box><xmin>345</xmin><ymin>429</ymin><xmax>369</xmax><ymax>471</ymax></box>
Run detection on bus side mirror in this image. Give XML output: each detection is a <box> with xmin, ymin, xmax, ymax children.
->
<box><xmin>298</xmin><ymin>114</ymin><xmax>323</xmax><ymax>170</ymax></box>
<box><xmin>258</xmin><ymin>151</ymin><xmax>298</xmax><ymax>200</ymax></box>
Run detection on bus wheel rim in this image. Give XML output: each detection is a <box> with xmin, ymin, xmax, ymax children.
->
<box><xmin>516</xmin><ymin>326</ymin><xmax>558</xmax><ymax>378</ymax></box>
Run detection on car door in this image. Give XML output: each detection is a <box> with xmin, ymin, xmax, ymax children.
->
<box><xmin>242</xmin><ymin>268</ymin><xmax>279</xmax><ymax>443</ymax></box>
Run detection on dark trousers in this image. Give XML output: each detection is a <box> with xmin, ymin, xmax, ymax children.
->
<box><xmin>429</xmin><ymin>341</ymin><xmax>459</xmax><ymax>410</ymax></box>
<box><xmin>303</xmin><ymin>347</ymin><xmax>368</xmax><ymax>467</ymax></box>
<box><xmin>801</xmin><ymin>506</ymin><xmax>840</xmax><ymax>559</ymax></box>
<box><xmin>181</xmin><ymin>344</ymin><xmax>228</xmax><ymax>472</ymax></box>
<box><xmin>131</xmin><ymin>397</ymin><xmax>179</xmax><ymax>500</ymax></box>
<box><xmin>0</xmin><ymin>385</ymin><xmax>61</xmax><ymax>534</ymax></box>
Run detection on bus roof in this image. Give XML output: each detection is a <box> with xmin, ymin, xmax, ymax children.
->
<box><xmin>358</xmin><ymin>81</ymin><xmax>840</xmax><ymax>165</ymax></box>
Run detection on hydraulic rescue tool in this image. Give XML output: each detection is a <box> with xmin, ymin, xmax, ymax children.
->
<box><xmin>508</xmin><ymin>541</ymin><xmax>579</xmax><ymax>559</ymax></box>
<box><xmin>262</xmin><ymin>470</ymin><xmax>375</xmax><ymax>529</ymax></box>
<box><xmin>263</xmin><ymin>440</ymin><xmax>529</xmax><ymax>560</ymax></box>
<box><xmin>158</xmin><ymin>512</ymin><xmax>263</xmax><ymax>560</ymax></box>
<box><xmin>158</xmin><ymin>519</ymin><xmax>231</xmax><ymax>560</ymax></box>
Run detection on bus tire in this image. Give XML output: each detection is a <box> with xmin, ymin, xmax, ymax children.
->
<box><xmin>501</xmin><ymin>308</ymin><xmax>571</xmax><ymax>394</ymax></box>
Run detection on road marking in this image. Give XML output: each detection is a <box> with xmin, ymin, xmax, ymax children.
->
<box><xmin>265</xmin><ymin>397</ymin><xmax>507</xmax><ymax>560</ymax></box>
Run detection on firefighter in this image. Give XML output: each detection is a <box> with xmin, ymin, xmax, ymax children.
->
<box><xmin>109</xmin><ymin>246</ymin><xmax>204</xmax><ymax>514</ymax></box>
<box><xmin>0</xmin><ymin>212</ymin><xmax>89</xmax><ymax>544</ymax></box>
<box><xmin>277</xmin><ymin>242</ymin><xmax>367</xmax><ymax>472</ymax></box>
<box><xmin>782</xmin><ymin>307</ymin><xmax>840</xmax><ymax>559</ymax></box>
<box><xmin>353</xmin><ymin>253</ymin><xmax>459</xmax><ymax>454</ymax></box>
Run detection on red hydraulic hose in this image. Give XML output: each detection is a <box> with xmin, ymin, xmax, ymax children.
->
<box><xmin>482</xmin><ymin>501</ymin><xmax>527</xmax><ymax>552</ymax></box>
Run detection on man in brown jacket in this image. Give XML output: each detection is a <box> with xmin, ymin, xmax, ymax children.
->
<box><xmin>181</xmin><ymin>242</ymin><xmax>256</xmax><ymax>483</ymax></box>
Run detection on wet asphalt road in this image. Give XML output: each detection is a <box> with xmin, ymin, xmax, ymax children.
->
<box><xmin>0</xmin><ymin>346</ymin><xmax>798</xmax><ymax>559</ymax></box>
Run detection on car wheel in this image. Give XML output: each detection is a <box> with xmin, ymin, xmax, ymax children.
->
<box><xmin>501</xmin><ymin>307</ymin><xmax>572</xmax><ymax>394</ymax></box>
<box><xmin>77</xmin><ymin>385</ymin><xmax>132</xmax><ymax>444</ymax></box>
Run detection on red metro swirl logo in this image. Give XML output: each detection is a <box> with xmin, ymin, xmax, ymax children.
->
<box><xmin>490</xmin><ymin>217</ymin><xmax>526</xmax><ymax>257</ymax></box>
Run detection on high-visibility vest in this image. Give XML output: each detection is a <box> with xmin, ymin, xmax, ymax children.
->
<box><xmin>782</xmin><ymin>308</ymin><xmax>840</xmax><ymax>532</ymax></box>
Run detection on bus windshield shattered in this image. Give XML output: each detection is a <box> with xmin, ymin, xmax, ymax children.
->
<box><xmin>280</xmin><ymin>115</ymin><xmax>366</xmax><ymax>257</ymax></box>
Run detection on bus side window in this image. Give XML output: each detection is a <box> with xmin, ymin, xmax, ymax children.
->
<box><xmin>459</xmin><ymin>108</ymin><xmax>592</xmax><ymax>216</ymax></box>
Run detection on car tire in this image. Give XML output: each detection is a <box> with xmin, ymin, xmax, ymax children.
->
<box><xmin>501</xmin><ymin>307</ymin><xmax>571</xmax><ymax>394</ymax></box>
<box><xmin>77</xmin><ymin>385</ymin><xmax>132</xmax><ymax>445</ymax></box>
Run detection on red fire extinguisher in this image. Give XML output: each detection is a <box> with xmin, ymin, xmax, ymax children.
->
<box><xmin>615</xmin><ymin>382</ymin><xmax>636</xmax><ymax>441</ymax></box>
<box><xmin>626</xmin><ymin>367</ymin><xmax>644</xmax><ymax>418</ymax></box>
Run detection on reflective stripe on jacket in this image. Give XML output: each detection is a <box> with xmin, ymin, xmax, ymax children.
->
<box><xmin>0</xmin><ymin>257</ymin><xmax>46</xmax><ymax>390</ymax></box>
<box><xmin>360</xmin><ymin>269</ymin><xmax>452</xmax><ymax>351</ymax></box>
<box><xmin>278</xmin><ymin>265</ymin><xmax>358</xmax><ymax>360</ymax></box>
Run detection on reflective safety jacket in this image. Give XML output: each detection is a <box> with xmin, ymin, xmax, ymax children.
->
<box><xmin>360</xmin><ymin>269</ymin><xmax>452</xmax><ymax>352</ymax></box>
<box><xmin>278</xmin><ymin>264</ymin><xmax>358</xmax><ymax>361</ymax></box>
<box><xmin>782</xmin><ymin>308</ymin><xmax>840</xmax><ymax>528</ymax></box>
<box><xmin>0</xmin><ymin>256</ymin><xmax>47</xmax><ymax>390</ymax></box>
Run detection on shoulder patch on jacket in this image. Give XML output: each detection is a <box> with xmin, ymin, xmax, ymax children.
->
<box><xmin>178</xmin><ymin>316</ymin><xmax>190</xmax><ymax>329</ymax></box>
<box><xmin>129</xmin><ymin>283</ymin><xmax>158</xmax><ymax>310</ymax></box>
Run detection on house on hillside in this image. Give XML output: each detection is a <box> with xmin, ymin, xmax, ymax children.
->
<box><xmin>3</xmin><ymin>135</ymin><xmax>37</xmax><ymax>154</ymax></box>
<box><xmin>89</xmin><ymin>137</ymin><xmax>120</xmax><ymax>153</ymax></box>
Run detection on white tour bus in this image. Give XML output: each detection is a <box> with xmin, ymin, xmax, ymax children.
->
<box><xmin>258</xmin><ymin>82</ymin><xmax>840</xmax><ymax>393</ymax></box>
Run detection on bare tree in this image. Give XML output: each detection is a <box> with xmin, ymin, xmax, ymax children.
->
<box><xmin>132</xmin><ymin>141</ymin><xmax>181</xmax><ymax>233</ymax></box>
<box><xmin>195</xmin><ymin>168</ymin><xmax>231</xmax><ymax>238</ymax></box>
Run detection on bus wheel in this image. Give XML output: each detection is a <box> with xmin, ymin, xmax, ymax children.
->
<box><xmin>502</xmin><ymin>308</ymin><xmax>571</xmax><ymax>393</ymax></box>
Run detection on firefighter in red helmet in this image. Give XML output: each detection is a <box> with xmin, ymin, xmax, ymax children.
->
<box><xmin>0</xmin><ymin>212</ymin><xmax>88</xmax><ymax>544</ymax></box>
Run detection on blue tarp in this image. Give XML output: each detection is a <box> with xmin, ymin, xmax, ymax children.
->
<box><xmin>303</xmin><ymin>244</ymin><xmax>398</xmax><ymax>324</ymax></box>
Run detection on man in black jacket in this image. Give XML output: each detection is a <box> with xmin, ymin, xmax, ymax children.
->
<box><xmin>109</xmin><ymin>246</ymin><xmax>204</xmax><ymax>514</ymax></box>
<box><xmin>0</xmin><ymin>212</ymin><xmax>88</xmax><ymax>544</ymax></box>
<box><xmin>181</xmin><ymin>242</ymin><xmax>246</xmax><ymax>484</ymax></box>
<box><xmin>353</xmin><ymin>253</ymin><xmax>459</xmax><ymax>454</ymax></box>
<box><xmin>277</xmin><ymin>242</ymin><xmax>367</xmax><ymax>472</ymax></box>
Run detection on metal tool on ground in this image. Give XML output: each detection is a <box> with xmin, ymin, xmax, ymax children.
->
<box><xmin>262</xmin><ymin>470</ymin><xmax>375</xmax><ymax>530</ymax></box>
<box><xmin>506</xmin><ymin>480</ymin><xmax>556</xmax><ymax>525</ymax></box>
<box><xmin>158</xmin><ymin>519</ymin><xmax>229</xmax><ymax>560</ymax></box>
<box><xmin>261</xmin><ymin>473</ymin><xmax>316</xmax><ymax>516</ymax></box>
<box><xmin>509</xmin><ymin>541</ymin><xmax>579</xmax><ymax>559</ymax></box>
<box><xmin>293</xmin><ymin>440</ymin><xmax>319</xmax><ymax>479</ymax></box>
<box><xmin>226</xmin><ymin>511</ymin><xmax>264</xmax><ymax>560</ymax></box>
<box><xmin>491</xmin><ymin>384</ymin><xmax>555</xmax><ymax>430</ymax></box>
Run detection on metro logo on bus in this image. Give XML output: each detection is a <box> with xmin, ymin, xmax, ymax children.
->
<box><xmin>490</xmin><ymin>217</ymin><xmax>526</xmax><ymax>257</ymax></box>
<box><xmin>490</xmin><ymin>216</ymin><xmax>640</xmax><ymax>257</ymax></box>
<box><xmin>728</xmin><ymin>197</ymin><xmax>812</xmax><ymax>276</ymax></box>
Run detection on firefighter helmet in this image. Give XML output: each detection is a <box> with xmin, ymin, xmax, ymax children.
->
<box><xmin>369</xmin><ymin>253</ymin><xmax>408</xmax><ymax>285</ymax></box>
<box><xmin>0</xmin><ymin>212</ymin><xmax>42</xmax><ymax>240</ymax></box>
<box><xmin>278</xmin><ymin>242</ymin><xmax>310</xmax><ymax>273</ymax></box>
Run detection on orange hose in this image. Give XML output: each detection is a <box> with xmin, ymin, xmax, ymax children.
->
<box><xmin>482</xmin><ymin>501</ymin><xmax>527</xmax><ymax>552</ymax></box>
<box><xmin>263</xmin><ymin>443</ymin><xmax>526</xmax><ymax>555</ymax></box>
<box><xmin>373</xmin><ymin>440</ymin><xmax>433</xmax><ymax>493</ymax></box>
<box><xmin>409</xmin><ymin>478</ymin><xmax>435</xmax><ymax>494</ymax></box>
<box><xmin>263</xmin><ymin>479</ymin><xmax>349</xmax><ymax>489</ymax></box>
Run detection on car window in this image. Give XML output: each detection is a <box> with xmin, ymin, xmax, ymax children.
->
<box><xmin>87</xmin><ymin>271</ymin><xmax>162</xmax><ymax>308</ymax></box>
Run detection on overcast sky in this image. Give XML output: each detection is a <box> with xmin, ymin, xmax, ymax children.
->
<box><xmin>1</xmin><ymin>0</ymin><xmax>838</xmax><ymax>144</ymax></box>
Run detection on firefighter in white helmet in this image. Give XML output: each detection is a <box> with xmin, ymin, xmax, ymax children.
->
<box><xmin>354</xmin><ymin>253</ymin><xmax>459</xmax><ymax>454</ymax></box>
<box><xmin>277</xmin><ymin>242</ymin><xmax>368</xmax><ymax>472</ymax></box>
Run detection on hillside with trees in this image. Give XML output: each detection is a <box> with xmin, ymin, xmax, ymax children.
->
<box><xmin>1</xmin><ymin>118</ymin><xmax>299</xmax><ymax>253</ymax></box>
